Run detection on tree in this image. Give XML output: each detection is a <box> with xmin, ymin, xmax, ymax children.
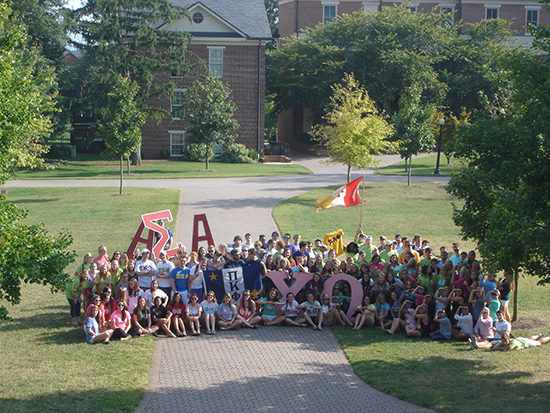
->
<box><xmin>440</xmin><ymin>108</ymin><xmax>470</xmax><ymax>164</ymax></box>
<box><xmin>0</xmin><ymin>4</ymin><xmax>76</xmax><ymax>320</ymax></box>
<box><xmin>74</xmin><ymin>0</ymin><xmax>192</xmax><ymax>164</ymax></box>
<box><xmin>267</xmin><ymin>7</ymin><xmax>517</xmax><ymax>134</ymax></box>
<box><xmin>184</xmin><ymin>75</ymin><xmax>239</xmax><ymax>170</ymax></box>
<box><xmin>97</xmin><ymin>75</ymin><xmax>146</xmax><ymax>195</ymax></box>
<box><xmin>311</xmin><ymin>74</ymin><xmax>394</xmax><ymax>183</ymax></box>
<box><xmin>391</xmin><ymin>85</ymin><xmax>436</xmax><ymax>186</ymax></box>
<box><xmin>447</xmin><ymin>48</ymin><xmax>550</xmax><ymax>320</ymax></box>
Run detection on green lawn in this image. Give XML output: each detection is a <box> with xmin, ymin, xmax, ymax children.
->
<box><xmin>273</xmin><ymin>183</ymin><xmax>550</xmax><ymax>413</ymax></box>
<box><xmin>14</xmin><ymin>157</ymin><xmax>311</xmax><ymax>180</ymax></box>
<box><xmin>0</xmin><ymin>187</ymin><xmax>180</xmax><ymax>412</ymax></box>
<box><xmin>375</xmin><ymin>154</ymin><xmax>464</xmax><ymax>177</ymax></box>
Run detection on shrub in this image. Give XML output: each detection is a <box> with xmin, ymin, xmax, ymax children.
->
<box><xmin>159</xmin><ymin>148</ymin><xmax>170</xmax><ymax>159</ymax></box>
<box><xmin>45</xmin><ymin>144</ymin><xmax>71</xmax><ymax>159</ymax></box>
<box><xmin>219</xmin><ymin>143</ymin><xmax>255</xmax><ymax>164</ymax></box>
<box><xmin>181</xmin><ymin>144</ymin><xmax>214</xmax><ymax>162</ymax></box>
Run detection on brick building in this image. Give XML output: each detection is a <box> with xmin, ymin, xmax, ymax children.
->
<box><xmin>277</xmin><ymin>0</ymin><xmax>549</xmax><ymax>146</ymax></box>
<box><xmin>141</xmin><ymin>0</ymin><xmax>272</xmax><ymax>159</ymax></box>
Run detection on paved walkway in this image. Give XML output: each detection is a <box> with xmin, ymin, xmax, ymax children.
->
<box><xmin>6</xmin><ymin>151</ymin><xmax>441</xmax><ymax>412</ymax></box>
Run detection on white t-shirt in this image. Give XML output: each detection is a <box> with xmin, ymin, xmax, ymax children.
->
<box><xmin>189</xmin><ymin>264</ymin><xmax>205</xmax><ymax>290</ymax></box>
<box><xmin>136</xmin><ymin>259</ymin><xmax>157</xmax><ymax>289</ymax></box>
<box><xmin>156</xmin><ymin>261</ymin><xmax>175</xmax><ymax>288</ymax></box>
<box><xmin>143</xmin><ymin>288</ymin><xmax>168</xmax><ymax>308</ymax></box>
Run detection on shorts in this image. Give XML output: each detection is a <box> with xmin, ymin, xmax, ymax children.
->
<box><xmin>500</xmin><ymin>299</ymin><xmax>510</xmax><ymax>308</ymax></box>
<box><xmin>285</xmin><ymin>315</ymin><xmax>297</xmax><ymax>321</ymax></box>
<box><xmin>87</xmin><ymin>337</ymin><xmax>95</xmax><ymax>344</ymax></box>
<box><xmin>525</xmin><ymin>339</ymin><xmax>541</xmax><ymax>348</ymax></box>
<box><xmin>263</xmin><ymin>314</ymin><xmax>277</xmax><ymax>321</ymax></box>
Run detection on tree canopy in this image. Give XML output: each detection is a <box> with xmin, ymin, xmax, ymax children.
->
<box><xmin>0</xmin><ymin>4</ymin><xmax>76</xmax><ymax>319</ymax></box>
<box><xmin>312</xmin><ymin>74</ymin><xmax>394</xmax><ymax>182</ymax></box>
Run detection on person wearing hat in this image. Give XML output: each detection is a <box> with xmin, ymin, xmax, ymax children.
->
<box><xmin>380</xmin><ymin>242</ymin><xmax>397</xmax><ymax>262</ymax></box>
<box><xmin>378</xmin><ymin>236</ymin><xmax>388</xmax><ymax>252</ymax></box>
<box><xmin>358</xmin><ymin>235</ymin><xmax>378</xmax><ymax>263</ymax></box>
<box><xmin>136</xmin><ymin>249</ymin><xmax>157</xmax><ymax>291</ymax></box>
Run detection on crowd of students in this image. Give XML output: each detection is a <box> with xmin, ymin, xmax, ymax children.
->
<box><xmin>65</xmin><ymin>228</ymin><xmax>549</xmax><ymax>351</ymax></box>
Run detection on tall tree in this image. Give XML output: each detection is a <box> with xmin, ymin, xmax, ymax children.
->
<box><xmin>392</xmin><ymin>85</ymin><xmax>436</xmax><ymax>186</ymax></box>
<box><xmin>184</xmin><ymin>75</ymin><xmax>239</xmax><ymax>170</ymax></box>
<box><xmin>447</xmin><ymin>47</ymin><xmax>550</xmax><ymax>319</ymax></box>
<box><xmin>74</xmin><ymin>0</ymin><xmax>192</xmax><ymax>163</ymax></box>
<box><xmin>97</xmin><ymin>75</ymin><xmax>145</xmax><ymax>195</ymax></box>
<box><xmin>312</xmin><ymin>74</ymin><xmax>394</xmax><ymax>183</ymax></box>
<box><xmin>0</xmin><ymin>4</ymin><xmax>75</xmax><ymax>319</ymax></box>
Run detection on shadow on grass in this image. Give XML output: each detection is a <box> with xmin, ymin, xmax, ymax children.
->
<box><xmin>6</xmin><ymin>198</ymin><xmax>60</xmax><ymax>204</ymax></box>
<box><xmin>0</xmin><ymin>388</ymin><xmax>143</xmax><ymax>413</ymax></box>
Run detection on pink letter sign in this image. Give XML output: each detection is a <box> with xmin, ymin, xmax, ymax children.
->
<box><xmin>265</xmin><ymin>271</ymin><xmax>362</xmax><ymax>319</ymax></box>
<box><xmin>126</xmin><ymin>210</ymin><xmax>183</xmax><ymax>259</ymax></box>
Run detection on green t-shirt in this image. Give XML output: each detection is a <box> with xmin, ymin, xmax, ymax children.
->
<box><xmin>359</xmin><ymin>245</ymin><xmax>378</xmax><ymax>263</ymax></box>
<box><xmin>380</xmin><ymin>250</ymin><xmax>396</xmax><ymax>262</ymax></box>
<box><xmin>65</xmin><ymin>277</ymin><xmax>89</xmax><ymax>300</ymax></box>
<box><xmin>496</xmin><ymin>338</ymin><xmax>530</xmax><ymax>350</ymax></box>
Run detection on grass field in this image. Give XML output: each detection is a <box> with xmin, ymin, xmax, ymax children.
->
<box><xmin>273</xmin><ymin>183</ymin><xmax>550</xmax><ymax>413</ymax></box>
<box><xmin>0</xmin><ymin>187</ymin><xmax>180</xmax><ymax>412</ymax></box>
<box><xmin>14</xmin><ymin>157</ymin><xmax>311</xmax><ymax>180</ymax></box>
<box><xmin>375</xmin><ymin>154</ymin><xmax>464</xmax><ymax>177</ymax></box>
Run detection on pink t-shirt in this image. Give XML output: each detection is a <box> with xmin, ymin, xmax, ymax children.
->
<box><xmin>110</xmin><ymin>310</ymin><xmax>131</xmax><ymax>330</ymax></box>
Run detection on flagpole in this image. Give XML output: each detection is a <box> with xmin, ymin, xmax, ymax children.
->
<box><xmin>360</xmin><ymin>174</ymin><xmax>366</xmax><ymax>228</ymax></box>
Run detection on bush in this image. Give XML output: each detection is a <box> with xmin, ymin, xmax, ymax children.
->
<box><xmin>181</xmin><ymin>144</ymin><xmax>214</xmax><ymax>162</ymax></box>
<box><xmin>45</xmin><ymin>144</ymin><xmax>71</xmax><ymax>159</ymax></box>
<box><xmin>219</xmin><ymin>143</ymin><xmax>255</xmax><ymax>164</ymax></box>
<box><xmin>159</xmin><ymin>148</ymin><xmax>170</xmax><ymax>159</ymax></box>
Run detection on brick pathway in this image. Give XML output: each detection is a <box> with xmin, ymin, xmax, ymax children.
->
<box><xmin>136</xmin><ymin>328</ymin><xmax>431</xmax><ymax>413</ymax></box>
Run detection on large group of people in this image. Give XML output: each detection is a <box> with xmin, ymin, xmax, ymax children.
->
<box><xmin>66</xmin><ymin>226</ymin><xmax>549</xmax><ymax>351</ymax></box>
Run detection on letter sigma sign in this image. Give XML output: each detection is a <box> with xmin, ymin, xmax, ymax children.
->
<box><xmin>126</xmin><ymin>211</ymin><xmax>216</xmax><ymax>259</ymax></box>
<box><xmin>126</xmin><ymin>210</ymin><xmax>183</xmax><ymax>259</ymax></box>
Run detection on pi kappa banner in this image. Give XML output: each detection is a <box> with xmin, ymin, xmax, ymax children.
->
<box><xmin>204</xmin><ymin>262</ymin><xmax>263</xmax><ymax>304</ymax></box>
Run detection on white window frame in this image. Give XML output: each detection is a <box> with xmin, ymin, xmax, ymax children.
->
<box><xmin>362</xmin><ymin>2</ymin><xmax>379</xmax><ymax>14</ymax></box>
<box><xmin>526</xmin><ymin>7</ymin><xmax>540</xmax><ymax>30</ymax></box>
<box><xmin>171</xmin><ymin>89</ymin><xmax>185</xmax><ymax>120</ymax></box>
<box><xmin>170</xmin><ymin>46</ymin><xmax>186</xmax><ymax>78</ymax></box>
<box><xmin>323</xmin><ymin>4</ymin><xmax>337</xmax><ymax>24</ymax></box>
<box><xmin>208</xmin><ymin>47</ymin><xmax>224</xmax><ymax>78</ymax></box>
<box><xmin>485</xmin><ymin>5</ymin><xmax>500</xmax><ymax>20</ymax></box>
<box><xmin>440</xmin><ymin>4</ymin><xmax>455</xmax><ymax>26</ymax></box>
<box><xmin>169</xmin><ymin>131</ymin><xmax>186</xmax><ymax>157</ymax></box>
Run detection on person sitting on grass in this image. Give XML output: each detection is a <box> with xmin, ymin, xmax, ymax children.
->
<box><xmin>353</xmin><ymin>295</ymin><xmax>376</xmax><ymax>331</ymax></box>
<box><xmin>151</xmin><ymin>296</ymin><xmax>177</xmax><ymax>338</ymax></box>
<box><xmin>431</xmin><ymin>309</ymin><xmax>452</xmax><ymax>341</ymax></box>
<box><xmin>470</xmin><ymin>310</ymin><xmax>511</xmax><ymax>350</ymax></box>
<box><xmin>300</xmin><ymin>293</ymin><xmax>323</xmax><ymax>330</ymax></box>
<box><xmin>468</xmin><ymin>307</ymin><xmax>494</xmax><ymax>350</ymax></box>
<box><xmin>386</xmin><ymin>300</ymin><xmax>416</xmax><ymax>335</ymax></box>
<box><xmin>492</xmin><ymin>333</ymin><xmax>550</xmax><ymax>351</ymax></box>
<box><xmin>130</xmin><ymin>296</ymin><xmax>158</xmax><ymax>337</ymax></box>
<box><xmin>320</xmin><ymin>294</ymin><xmax>353</xmax><ymax>327</ymax></box>
<box><xmin>110</xmin><ymin>300</ymin><xmax>132</xmax><ymax>341</ymax></box>
<box><xmin>405</xmin><ymin>304</ymin><xmax>431</xmax><ymax>338</ymax></box>
<box><xmin>453</xmin><ymin>305</ymin><xmax>474</xmax><ymax>340</ymax></box>
<box><xmin>217</xmin><ymin>293</ymin><xmax>243</xmax><ymax>331</ymax></box>
<box><xmin>374</xmin><ymin>293</ymin><xmax>391</xmax><ymax>330</ymax></box>
<box><xmin>84</xmin><ymin>305</ymin><xmax>113</xmax><ymax>344</ymax></box>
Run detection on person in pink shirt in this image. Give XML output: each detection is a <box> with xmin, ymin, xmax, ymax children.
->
<box><xmin>93</xmin><ymin>245</ymin><xmax>111</xmax><ymax>271</ymax></box>
<box><xmin>110</xmin><ymin>300</ymin><xmax>131</xmax><ymax>341</ymax></box>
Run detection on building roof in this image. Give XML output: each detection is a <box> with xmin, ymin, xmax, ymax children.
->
<box><xmin>170</xmin><ymin>0</ymin><xmax>272</xmax><ymax>39</ymax></box>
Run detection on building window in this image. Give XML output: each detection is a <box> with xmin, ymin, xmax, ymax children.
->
<box><xmin>323</xmin><ymin>5</ymin><xmax>337</xmax><ymax>24</ymax></box>
<box><xmin>526</xmin><ymin>9</ymin><xmax>539</xmax><ymax>27</ymax></box>
<box><xmin>170</xmin><ymin>132</ymin><xmax>185</xmax><ymax>157</ymax></box>
<box><xmin>171</xmin><ymin>89</ymin><xmax>185</xmax><ymax>120</ymax></box>
<box><xmin>208</xmin><ymin>48</ymin><xmax>224</xmax><ymax>78</ymax></box>
<box><xmin>485</xmin><ymin>8</ymin><xmax>499</xmax><ymax>20</ymax></box>
<box><xmin>407</xmin><ymin>6</ymin><xmax>417</xmax><ymax>13</ymax></box>
<box><xmin>192</xmin><ymin>12</ymin><xmax>204</xmax><ymax>24</ymax></box>
<box><xmin>170</xmin><ymin>46</ymin><xmax>186</xmax><ymax>78</ymax></box>
<box><xmin>440</xmin><ymin>6</ymin><xmax>454</xmax><ymax>26</ymax></box>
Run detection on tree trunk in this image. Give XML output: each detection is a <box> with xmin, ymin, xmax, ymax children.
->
<box><xmin>445</xmin><ymin>154</ymin><xmax>451</xmax><ymax>165</ymax></box>
<box><xmin>205</xmin><ymin>144</ymin><xmax>210</xmax><ymax>170</ymax></box>
<box><xmin>407</xmin><ymin>157</ymin><xmax>412</xmax><ymax>187</ymax></box>
<box><xmin>119</xmin><ymin>155</ymin><xmax>124</xmax><ymax>196</ymax></box>
<box><xmin>127</xmin><ymin>156</ymin><xmax>130</xmax><ymax>174</ymax></box>
<box><xmin>131</xmin><ymin>144</ymin><xmax>142</xmax><ymax>166</ymax></box>
<box><xmin>512</xmin><ymin>268</ymin><xmax>518</xmax><ymax>322</ymax></box>
<box><xmin>347</xmin><ymin>164</ymin><xmax>351</xmax><ymax>183</ymax></box>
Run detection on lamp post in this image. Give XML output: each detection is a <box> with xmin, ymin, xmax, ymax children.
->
<box><xmin>434</xmin><ymin>117</ymin><xmax>445</xmax><ymax>175</ymax></box>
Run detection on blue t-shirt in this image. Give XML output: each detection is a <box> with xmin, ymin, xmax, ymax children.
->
<box><xmin>170</xmin><ymin>266</ymin><xmax>190</xmax><ymax>291</ymax></box>
<box><xmin>85</xmin><ymin>317</ymin><xmax>99</xmax><ymax>342</ymax></box>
